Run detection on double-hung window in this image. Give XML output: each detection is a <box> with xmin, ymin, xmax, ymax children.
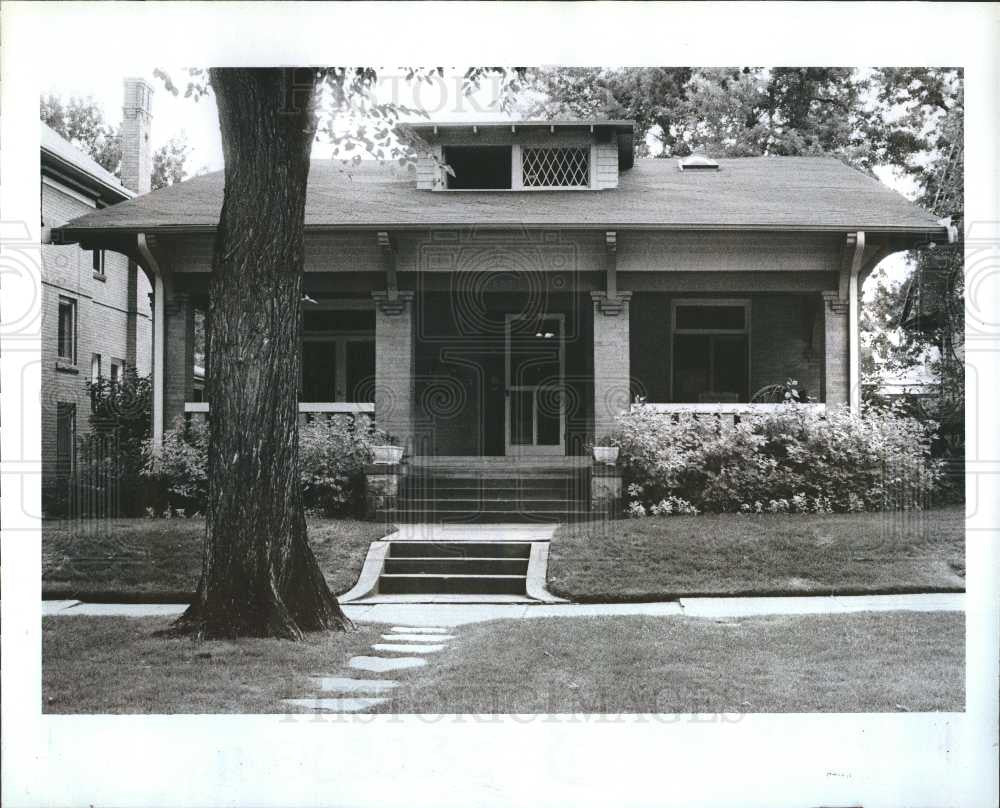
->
<box><xmin>671</xmin><ymin>300</ymin><xmax>750</xmax><ymax>403</ymax></box>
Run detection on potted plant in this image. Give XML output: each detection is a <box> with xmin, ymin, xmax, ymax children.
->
<box><xmin>592</xmin><ymin>440</ymin><xmax>619</xmax><ymax>466</ymax></box>
<box><xmin>372</xmin><ymin>439</ymin><xmax>404</xmax><ymax>465</ymax></box>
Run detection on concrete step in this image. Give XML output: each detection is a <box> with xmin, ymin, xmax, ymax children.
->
<box><xmin>387</xmin><ymin>541</ymin><xmax>532</xmax><ymax>559</ymax></box>
<box><xmin>402</xmin><ymin>484</ymin><xmax>581</xmax><ymax>498</ymax></box>
<box><xmin>381</xmin><ymin>510</ymin><xmax>588</xmax><ymax>524</ymax></box>
<box><xmin>401</xmin><ymin>498</ymin><xmax>576</xmax><ymax>512</ymax></box>
<box><xmin>378</xmin><ymin>573</ymin><xmax>527</xmax><ymax>596</ymax></box>
<box><xmin>383</xmin><ymin>556</ymin><xmax>530</xmax><ymax>575</ymax></box>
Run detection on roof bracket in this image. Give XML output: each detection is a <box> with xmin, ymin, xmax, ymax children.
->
<box><xmin>377</xmin><ymin>231</ymin><xmax>398</xmax><ymax>302</ymax></box>
<box><xmin>592</xmin><ymin>230</ymin><xmax>627</xmax><ymax>314</ymax></box>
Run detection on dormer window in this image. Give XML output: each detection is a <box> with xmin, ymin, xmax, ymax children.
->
<box><xmin>522</xmin><ymin>146</ymin><xmax>589</xmax><ymax>188</ymax></box>
<box><xmin>410</xmin><ymin>120</ymin><xmax>634</xmax><ymax>192</ymax></box>
<box><xmin>444</xmin><ymin>146</ymin><xmax>512</xmax><ymax>190</ymax></box>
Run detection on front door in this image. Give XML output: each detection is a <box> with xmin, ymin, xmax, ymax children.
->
<box><xmin>505</xmin><ymin>313</ymin><xmax>565</xmax><ymax>455</ymax></box>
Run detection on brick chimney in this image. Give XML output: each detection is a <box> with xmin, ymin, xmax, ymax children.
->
<box><xmin>121</xmin><ymin>77</ymin><xmax>153</xmax><ymax>194</ymax></box>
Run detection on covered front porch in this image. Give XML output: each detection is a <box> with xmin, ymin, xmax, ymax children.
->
<box><xmin>177</xmin><ymin>282</ymin><xmax>843</xmax><ymax>457</ymax></box>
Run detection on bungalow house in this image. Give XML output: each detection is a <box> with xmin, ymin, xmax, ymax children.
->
<box><xmin>52</xmin><ymin>120</ymin><xmax>951</xmax><ymax>520</ymax></box>
<box><xmin>40</xmin><ymin>78</ymin><xmax>154</xmax><ymax>503</ymax></box>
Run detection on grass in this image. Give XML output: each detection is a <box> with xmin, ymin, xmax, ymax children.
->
<box><xmin>548</xmin><ymin>508</ymin><xmax>965</xmax><ymax>601</ymax></box>
<box><xmin>42</xmin><ymin>616</ymin><xmax>378</xmax><ymax>713</ymax></box>
<box><xmin>42</xmin><ymin>517</ymin><xmax>394</xmax><ymax>600</ymax></box>
<box><xmin>42</xmin><ymin>611</ymin><xmax>964</xmax><ymax>714</ymax></box>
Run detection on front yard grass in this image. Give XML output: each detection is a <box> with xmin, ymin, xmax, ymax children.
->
<box><xmin>42</xmin><ymin>616</ymin><xmax>378</xmax><ymax>713</ymax></box>
<box><xmin>42</xmin><ymin>517</ymin><xmax>394</xmax><ymax>600</ymax></box>
<box><xmin>43</xmin><ymin>611</ymin><xmax>964</xmax><ymax>713</ymax></box>
<box><xmin>548</xmin><ymin>507</ymin><xmax>965</xmax><ymax>601</ymax></box>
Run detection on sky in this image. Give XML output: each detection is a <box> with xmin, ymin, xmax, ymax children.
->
<box><xmin>39</xmin><ymin>65</ymin><xmax>917</xmax><ymax>290</ymax></box>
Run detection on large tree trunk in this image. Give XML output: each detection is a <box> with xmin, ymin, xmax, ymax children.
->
<box><xmin>175</xmin><ymin>68</ymin><xmax>351</xmax><ymax>639</ymax></box>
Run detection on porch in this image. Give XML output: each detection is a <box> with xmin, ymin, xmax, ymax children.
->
<box><xmin>178</xmin><ymin>285</ymin><xmax>848</xmax><ymax>457</ymax></box>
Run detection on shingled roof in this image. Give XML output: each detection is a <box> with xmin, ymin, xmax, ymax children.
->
<box><xmin>41</xmin><ymin>122</ymin><xmax>133</xmax><ymax>204</ymax></box>
<box><xmin>54</xmin><ymin>155</ymin><xmax>946</xmax><ymax>240</ymax></box>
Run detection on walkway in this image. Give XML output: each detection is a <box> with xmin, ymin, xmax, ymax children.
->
<box><xmin>41</xmin><ymin>591</ymin><xmax>965</xmax><ymax>623</ymax></box>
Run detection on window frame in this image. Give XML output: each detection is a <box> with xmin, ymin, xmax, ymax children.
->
<box><xmin>301</xmin><ymin>332</ymin><xmax>375</xmax><ymax>403</ymax></box>
<box><xmin>57</xmin><ymin>296</ymin><xmax>77</xmax><ymax>364</ymax></box>
<box><xmin>56</xmin><ymin>402</ymin><xmax>77</xmax><ymax>476</ymax></box>
<box><xmin>92</xmin><ymin>249</ymin><xmax>106</xmax><ymax>279</ymax></box>
<box><xmin>669</xmin><ymin>298</ymin><xmax>752</xmax><ymax>402</ymax></box>
<box><xmin>520</xmin><ymin>145</ymin><xmax>591</xmax><ymax>190</ymax></box>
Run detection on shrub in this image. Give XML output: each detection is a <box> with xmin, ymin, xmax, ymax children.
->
<box><xmin>142</xmin><ymin>414</ymin><xmax>388</xmax><ymax>517</ymax></box>
<box><xmin>142</xmin><ymin>416</ymin><xmax>209</xmax><ymax>513</ymax></box>
<box><xmin>299</xmin><ymin>415</ymin><xmax>388</xmax><ymax>516</ymax></box>
<box><xmin>607</xmin><ymin>402</ymin><xmax>941</xmax><ymax>514</ymax></box>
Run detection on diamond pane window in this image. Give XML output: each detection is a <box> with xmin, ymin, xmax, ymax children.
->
<box><xmin>522</xmin><ymin>147</ymin><xmax>589</xmax><ymax>188</ymax></box>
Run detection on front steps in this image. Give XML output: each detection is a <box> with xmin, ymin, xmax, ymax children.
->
<box><xmin>385</xmin><ymin>466</ymin><xmax>590</xmax><ymax>523</ymax></box>
<box><xmin>377</xmin><ymin>541</ymin><xmax>531</xmax><ymax>596</ymax></box>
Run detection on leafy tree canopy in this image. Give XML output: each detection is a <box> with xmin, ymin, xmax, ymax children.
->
<box><xmin>41</xmin><ymin>93</ymin><xmax>191</xmax><ymax>191</ymax></box>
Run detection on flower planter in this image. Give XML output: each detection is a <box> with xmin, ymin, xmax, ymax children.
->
<box><xmin>372</xmin><ymin>445</ymin><xmax>404</xmax><ymax>465</ymax></box>
<box><xmin>592</xmin><ymin>446</ymin><xmax>619</xmax><ymax>466</ymax></box>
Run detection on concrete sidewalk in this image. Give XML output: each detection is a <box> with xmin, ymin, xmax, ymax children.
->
<box><xmin>40</xmin><ymin>592</ymin><xmax>965</xmax><ymax>624</ymax></box>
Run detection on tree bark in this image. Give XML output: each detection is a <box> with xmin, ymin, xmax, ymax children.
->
<box><xmin>173</xmin><ymin>68</ymin><xmax>351</xmax><ymax>639</ymax></box>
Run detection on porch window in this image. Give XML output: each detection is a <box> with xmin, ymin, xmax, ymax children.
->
<box><xmin>301</xmin><ymin>308</ymin><xmax>375</xmax><ymax>403</ymax></box>
<box><xmin>671</xmin><ymin>300</ymin><xmax>750</xmax><ymax>403</ymax></box>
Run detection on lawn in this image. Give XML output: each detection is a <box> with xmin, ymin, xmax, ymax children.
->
<box><xmin>42</xmin><ymin>616</ymin><xmax>378</xmax><ymax>713</ymax></box>
<box><xmin>42</xmin><ymin>611</ymin><xmax>964</xmax><ymax>713</ymax></box>
<box><xmin>42</xmin><ymin>517</ymin><xmax>394</xmax><ymax>600</ymax></box>
<box><xmin>547</xmin><ymin>507</ymin><xmax>965</xmax><ymax>601</ymax></box>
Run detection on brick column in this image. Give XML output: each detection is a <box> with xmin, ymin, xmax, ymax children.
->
<box><xmin>372</xmin><ymin>291</ymin><xmax>415</xmax><ymax>452</ymax></box>
<box><xmin>591</xmin><ymin>291</ymin><xmax>632</xmax><ymax>440</ymax></box>
<box><xmin>163</xmin><ymin>292</ymin><xmax>195</xmax><ymax>430</ymax></box>
<box><xmin>822</xmin><ymin>292</ymin><xmax>850</xmax><ymax>407</ymax></box>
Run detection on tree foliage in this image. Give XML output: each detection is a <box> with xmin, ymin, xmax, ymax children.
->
<box><xmin>40</xmin><ymin>93</ymin><xmax>191</xmax><ymax>190</ymax></box>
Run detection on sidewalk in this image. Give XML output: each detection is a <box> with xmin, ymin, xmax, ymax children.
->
<box><xmin>40</xmin><ymin>591</ymin><xmax>965</xmax><ymax>625</ymax></box>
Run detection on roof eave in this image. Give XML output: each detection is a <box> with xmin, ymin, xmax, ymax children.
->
<box><xmin>41</xmin><ymin>147</ymin><xmax>134</xmax><ymax>204</ymax></box>
<box><xmin>53</xmin><ymin>221</ymin><xmax>949</xmax><ymax>246</ymax></box>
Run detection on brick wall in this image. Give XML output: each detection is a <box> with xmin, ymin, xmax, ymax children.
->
<box><xmin>822</xmin><ymin>296</ymin><xmax>850</xmax><ymax>406</ymax></box>
<box><xmin>40</xmin><ymin>181</ymin><xmax>152</xmax><ymax>478</ymax></box>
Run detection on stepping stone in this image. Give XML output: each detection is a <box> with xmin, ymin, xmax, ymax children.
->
<box><xmin>350</xmin><ymin>655</ymin><xmax>427</xmax><ymax>673</ymax></box>
<box><xmin>282</xmin><ymin>697</ymin><xmax>386</xmax><ymax>713</ymax></box>
<box><xmin>312</xmin><ymin>677</ymin><xmax>400</xmax><ymax>694</ymax></box>
<box><xmin>389</xmin><ymin>626</ymin><xmax>449</xmax><ymax>634</ymax></box>
<box><xmin>372</xmin><ymin>643</ymin><xmax>445</xmax><ymax>654</ymax></box>
<box><xmin>382</xmin><ymin>633</ymin><xmax>456</xmax><ymax>642</ymax></box>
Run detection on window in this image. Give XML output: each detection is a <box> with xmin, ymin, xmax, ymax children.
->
<box><xmin>92</xmin><ymin>249</ymin><xmax>105</xmax><ymax>276</ymax></box>
<box><xmin>57</xmin><ymin>297</ymin><xmax>76</xmax><ymax>363</ymax></box>
<box><xmin>443</xmin><ymin>146</ymin><xmax>512</xmax><ymax>190</ymax></box>
<box><xmin>91</xmin><ymin>353</ymin><xmax>102</xmax><ymax>383</ymax></box>
<box><xmin>56</xmin><ymin>403</ymin><xmax>77</xmax><ymax>476</ymax></box>
<box><xmin>522</xmin><ymin>147</ymin><xmax>589</xmax><ymax>188</ymax></box>
<box><xmin>671</xmin><ymin>300</ymin><xmax>750</xmax><ymax>403</ymax></box>
<box><xmin>109</xmin><ymin>358</ymin><xmax>124</xmax><ymax>385</ymax></box>
<box><xmin>301</xmin><ymin>309</ymin><xmax>375</xmax><ymax>403</ymax></box>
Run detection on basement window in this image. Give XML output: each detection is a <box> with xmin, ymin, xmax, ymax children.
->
<box><xmin>443</xmin><ymin>146</ymin><xmax>512</xmax><ymax>190</ymax></box>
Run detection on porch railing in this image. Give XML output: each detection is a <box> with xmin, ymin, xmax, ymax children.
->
<box><xmin>183</xmin><ymin>402</ymin><xmax>375</xmax><ymax>426</ymax></box>
<box><xmin>636</xmin><ymin>402</ymin><xmax>826</xmax><ymax>426</ymax></box>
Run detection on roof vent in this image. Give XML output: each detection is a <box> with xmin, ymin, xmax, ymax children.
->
<box><xmin>678</xmin><ymin>154</ymin><xmax>719</xmax><ymax>171</ymax></box>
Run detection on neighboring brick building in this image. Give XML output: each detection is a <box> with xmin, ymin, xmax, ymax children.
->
<box><xmin>40</xmin><ymin>79</ymin><xmax>154</xmax><ymax>497</ymax></box>
<box><xmin>55</xmin><ymin>120</ymin><xmax>950</xmax><ymax>464</ymax></box>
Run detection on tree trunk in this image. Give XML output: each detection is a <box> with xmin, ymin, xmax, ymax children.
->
<box><xmin>174</xmin><ymin>68</ymin><xmax>351</xmax><ymax>639</ymax></box>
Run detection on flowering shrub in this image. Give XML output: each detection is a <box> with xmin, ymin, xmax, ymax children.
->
<box><xmin>143</xmin><ymin>414</ymin><xmax>389</xmax><ymax>516</ymax></box>
<box><xmin>609</xmin><ymin>402</ymin><xmax>941</xmax><ymax>514</ymax></box>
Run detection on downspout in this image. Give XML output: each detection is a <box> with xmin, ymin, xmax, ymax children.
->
<box><xmin>848</xmin><ymin>231</ymin><xmax>866</xmax><ymax>413</ymax></box>
<box><xmin>137</xmin><ymin>233</ymin><xmax>165</xmax><ymax>454</ymax></box>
